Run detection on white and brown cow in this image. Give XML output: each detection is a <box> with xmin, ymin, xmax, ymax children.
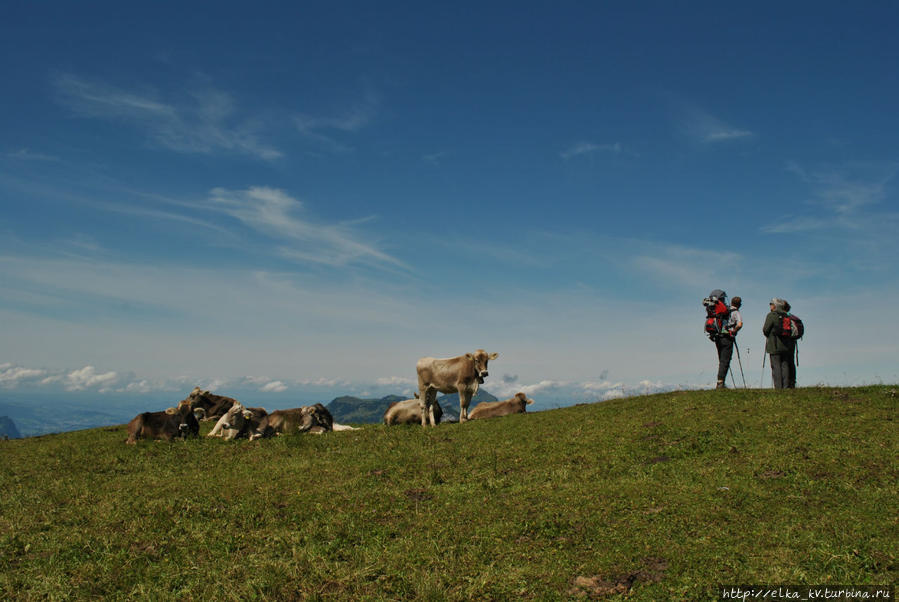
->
<box><xmin>207</xmin><ymin>402</ymin><xmax>268</xmax><ymax>440</ymax></box>
<box><xmin>417</xmin><ymin>349</ymin><xmax>498</xmax><ymax>425</ymax></box>
<box><xmin>383</xmin><ymin>393</ymin><xmax>444</xmax><ymax>426</ymax></box>
<box><xmin>181</xmin><ymin>387</ymin><xmax>239</xmax><ymax>421</ymax></box>
<box><xmin>249</xmin><ymin>403</ymin><xmax>334</xmax><ymax>440</ymax></box>
<box><xmin>469</xmin><ymin>392</ymin><xmax>534</xmax><ymax>420</ymax></box>
<box><xmin>126</xmin><ymin>400</ymin><xmax>201</xmax><ymax>444</ymax></box>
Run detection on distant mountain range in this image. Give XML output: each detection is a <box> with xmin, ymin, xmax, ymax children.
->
<box><xmin>1</xmin><ymin>416</ymin><xmax>21</xmax><ymax>439</ymax></box>
<box><xmin>326</xmin><ymin>389</ymin><xmax>499</xmax><ymax>424</ymax></box>
<box><xmin>0</xmin><ymin>397</ymin><xmax>146</xmax><ymax>438</ymax></box>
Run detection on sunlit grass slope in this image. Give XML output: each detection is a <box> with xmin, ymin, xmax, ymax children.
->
<box><xmin>1</xmin><ymin>386</ymin><xmax>896</xmax><ymax>600</ymax></box>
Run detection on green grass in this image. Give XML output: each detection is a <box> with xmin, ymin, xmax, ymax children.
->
<box><xmin>1</xmin><ymin>386</ymin><xmax>896</xmax><ymax>600</ymax></box>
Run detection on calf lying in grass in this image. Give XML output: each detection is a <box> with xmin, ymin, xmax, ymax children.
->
<box><xmin>250</xmin><ymin>404</ymin><xmax>335</xmax><ymax>440</ymax></box>
<box><xmin>468</xmin><ymin>392</ymin><xmax>534</xmax><ymax>420</ymax></box>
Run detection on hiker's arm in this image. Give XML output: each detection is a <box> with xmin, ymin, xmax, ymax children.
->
<box><xmin>762</xmin><ymin>313</ymin><xmax>774</xmax><ymax>336</ymax></box>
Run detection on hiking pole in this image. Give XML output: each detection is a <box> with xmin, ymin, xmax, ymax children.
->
<box><xmin>761</xmin><ymin>351</ymin><xmax>767</xmax><ymax>388</ymax></box>
<box><xmin>734</xmin><ymin>340</ymin><xmax>747</xmax><ymax>388</ymax></box>
<box><xmin>729</xmin><ymin>363</ymin><xmax>738</xmax><ymax>389</ymax></box>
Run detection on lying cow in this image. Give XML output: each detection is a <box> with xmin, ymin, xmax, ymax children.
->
<box><xmin>417</xmin><ymin>349</ymin><xmax>498</xmax><ymax>425</ymax></box>
<box><xmin>469</xmin><ymin>392</ymin><xmax>534</xmax><ymax>420</ymax></box>
<box><xmin>126</xmin><ymin>401</ymin><xmax>201</xmax><ymax>444</ymax></box>
<box><xmin>207</xmin><ymin>402</ymin><xmax>268</xmax><ymax>440</ymax></box>
<box><xmin>181</xmin><ymin>387</ymin><xmax>239</xmax><ymax>421</ymax></box>
<box><xmin>383</xmin><ymin>393</ymin><xmax>444</xmax><ymax>425</ymax></box>
<box><xmin>250</xmin><ymin>403</ymin><xmax>334</xmax><ymax>440</ymax></box>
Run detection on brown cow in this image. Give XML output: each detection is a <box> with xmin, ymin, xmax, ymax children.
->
<box><xmin>417</xmin><ymin>349</ymin><xmax>498</xmax><ymax>425</ymax></box>
<box><xmin>207</xmin><ymin>402</ymin><xmax>268</xmax><ymax>440</ymax></box>
<box><xmin>181</xmin><ymin>387</ymin><xmax>239</xmax><ymax>421</ymax></box>
<box><xmin>468</xmin><ymin>392</ymin><xmax>534</xmax><ymax>420</ymax></box>
<box><xmin>249</xmin><ymin>403</ymin><xmax>334</xmax><ymax>440</ymax></box>
<box><xmin>126</xmin><ymin>401</ymin><xmax>201</xmax><ymax>444</ymax></box>
<box><xmin>383</xmin><ymin>393</ymin><xmax>444</xmax><ymax>425</ymax></box>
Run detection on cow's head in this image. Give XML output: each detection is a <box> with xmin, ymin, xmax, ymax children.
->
<box><xmin>514</xmin><ymin>392</ymin><xmax>534</xmax><ymax>405</ymax></box>
<box><xmin>298</xmin><ymin>403</ymin><xmax>334</xmax><ymax>433</ymax></box>
<box><xmin>181</xmin><ymin>387</ymin><xmax>214</xmax><ymax>412</ymax></box>
<box><xmin>466</xmin><ymin>349</ymin><xmax>498</xmax><ymax>382</ymax></box>
<box><xmin>178</xmin><ymin>398</ymin><xmax>205</xmax><ymax>421</ymax></box>
<box><xmin>219</xmin><ymin>402</ymin><xmax>246</xmax><ymax>431</ymax></box>
<box><xmin>166</xmin><ymin>402</ymin><xmax>200</xmax><ymax>437</ymax></box>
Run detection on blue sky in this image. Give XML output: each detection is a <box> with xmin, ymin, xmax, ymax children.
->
<box><xmin>2</xmin><ymin>2</ymin><xmax>897</xmax><ymax>411</ymax></box>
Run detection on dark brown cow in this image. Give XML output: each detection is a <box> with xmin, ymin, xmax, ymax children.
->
<box><xmin>417</xmin><ymin>349</ymin><xmax>498</xmax><ymax>425</ymax></box>
<box><xmin>181</xmin><ymin>387</ymin><xmax>238</xmax><ymax>421</ymax></box>
<box><xmin>468</xmin><ymin>392</ymin><xmax>534</xmax><ymax>420</ymax></box>
<box><xmin>126</xmin><ymin>401</ymin><xmax>200</xmax><ymax>444</ymax></box>
<box><xmin>250</xmin><ymin>403</ymin><xmax>334</xmax><ymax>440</ymax></box>
<box><xmin>383</xmin><ymin>394</ymin><xmax>444</xmax><ymax>426</ymax></box>
<box><xmin>207</xmin><ymin>402</ymin><xmax>269</xmax><ymax>440</ymax></box>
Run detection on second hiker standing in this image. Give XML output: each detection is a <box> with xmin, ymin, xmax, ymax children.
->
<box><xmin>714</xmin><ymin>295</ymin><xmax>743</xmax><ymax>389</ymax></box>
<box><xmin>762</xmin><ymin>298</ymin><xmax>796</xmax><ymax>389</ymax></box>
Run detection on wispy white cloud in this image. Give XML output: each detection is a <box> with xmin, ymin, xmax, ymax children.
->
<box><xmin>295</xmin><ymin>377</ymin><xmax>347</xmax><ymax>388</ymax></box>
<box><xmin>65</xmin><ymin>365</ymin><xmax>118</xmax><ymax>392</ymax></box>
<box><xmin>94</xmin><ymin>202</ymin><xmax>235</xmax><ymax>236</ymax></box>
<box><xmin>764</xmin><ymin>161</ymin><xmax>899</xmax><ymax>235</ymax></box>
<box><xmin>375</xmin><ymin>376</ymin><xmax>416</xmax><ymax>387</ymax></box>
<box><xmin>760</xmin><ymin>216</ymin><xmax>833</xmax><ymax>234</ymax></box>
<box><xmin>489</xmin><ymin>376</ymin><xmax>680</xmax><ymax>407</ymax></box>
<box><xmin>260</xmin><ymin>380</ymin><xmax>288</xmax><ymax>393</ymax></box>
<box><xmin>560</xmin><ymin>142</ymin><xmax>621</xmax><ymax>160</ymax></box>
<box><xmin>293</xmin><ymin>91</ymin><xmax>379</xmax><ymax>153</ymax></box>
<box><xmin>6</xmin><ymin>148</ymin><xmax>60</xmax><ymax>162</ymax></box>
<box><xmin>53</xmin><ymin>74</ymin><xmax>282</xmax><ymax>160</ymax></box>
<box><xmin>423</xmin><ymin>151</ymin><xmax>448</xmax><ymax>165</ymax></box>
<box><xmin>788</xmin><ymin>160</ymin><xmax>896</xmax><ymax>214</ymax></box>
<box><xmin>630</xmin><ymin>243</ymin><xmax>742</xmax><ymax>289</ymax></box>
<box><xmin>120</xmin><ymin>379</ymin><xmax>155</xmax><ymax>394</ymax></box>
<box><xmin>0</xmin><ymin>363</ymin><xmax>46</xmax><ymax>388</ymax></box>
<box><xmin>703</xmin><ymin>129</ymin><xmax>753</xmax><ymax>142</ymax></box>
<box><xmin>676</xmin><ymin>101</ymin><xmax>753</xmax><ymax>144</ymax></box>
<box><xmin>208</xmin><ymin>186</ymin><xmax>407</xmax><ymax>270</ymax></box>
<box><xmin>5</xmin><ymin>364</ymin><xmax>121</xmax><ymax>393</ymax></box>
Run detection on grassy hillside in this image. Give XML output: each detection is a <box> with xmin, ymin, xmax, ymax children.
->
<box><xmin>1</xmin><ymin>387</ymin><xmax>895</xmax><ymax>600</ymax></box>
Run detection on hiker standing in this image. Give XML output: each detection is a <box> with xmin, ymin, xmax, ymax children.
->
<box><xmin>762</xmin><ymin>298</ymin><xmax>796</xmax><ymax>389</ymax></box>
<box><xmin>704</xmin><ymin>289</ymin><xmax>739</xmax><ymax>389</ymax></box>
<box><xmin>716</xmin><ymin>295</ymin><xmax>743</xmax><ymax>389</ymax></box>
<box><xmin>729</xmin><ymin>296</ymin><xmax>744</xmax><ymax>335</ymax></box>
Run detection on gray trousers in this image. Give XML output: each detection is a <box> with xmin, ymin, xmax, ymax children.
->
<box><xmin>770</xmin><ymin>352</ymin><xmax>796</xmax><ymax>389</ymax></box>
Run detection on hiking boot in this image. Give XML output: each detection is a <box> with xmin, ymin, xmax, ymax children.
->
<box><xmin>716</xmin><ymin>380</ymin><xmax>727</xmax><ymax>389</ymax></box>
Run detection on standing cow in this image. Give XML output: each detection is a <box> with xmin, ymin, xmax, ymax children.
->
<box><xmin>468</xmin><ymin>392</ymin><xmax>534</xmax><ymax>420</ymax></box>
<box><xmin>417</xmin><ymin>349</ymin><xmax>498</xmax><ymax>425</ymax></box>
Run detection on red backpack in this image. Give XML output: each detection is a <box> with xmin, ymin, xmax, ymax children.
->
<box><xmin>703</xmin><ymin>292</ymin><xmax>730</xmax><ymax>340</ymax></box>
<box><xmin>778</xmin><ymin>314</ymin><xmax>805</xmax><ymax>339</ymax></box>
